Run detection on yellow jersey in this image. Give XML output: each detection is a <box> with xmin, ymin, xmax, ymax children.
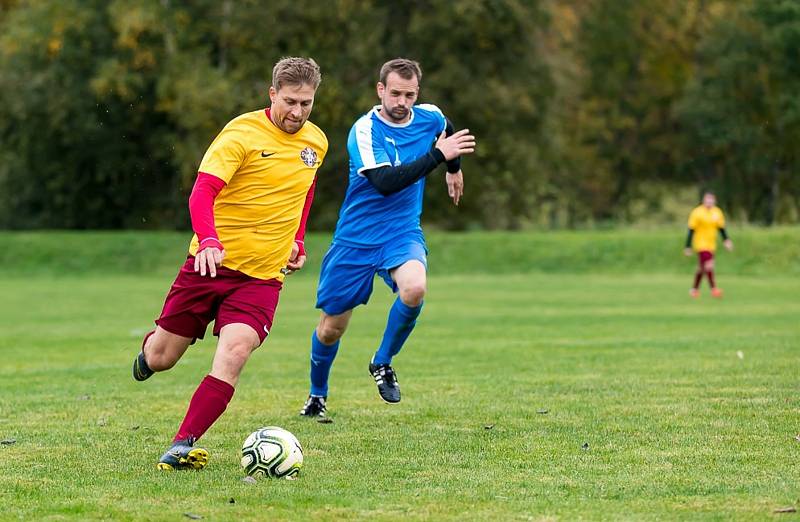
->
<box><xmin>189</xmin><ymin>109</ymin><xmax>328</xmax><ymax>281</ymax></box>
<box><xmin>688</xmin><ymin>205</ymin><xmax>726</xmax><ymax>252</ymax></box>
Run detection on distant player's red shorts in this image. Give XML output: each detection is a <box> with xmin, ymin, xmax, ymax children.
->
<box><xmin>698</xmin><ymin>250</ymin><xmax>714</xmax><ymax>266</ymax></box>
<box><xmin>155</xmin><ymin>256</ymin><xmax>282</xmax><ymax>345</ymax></box>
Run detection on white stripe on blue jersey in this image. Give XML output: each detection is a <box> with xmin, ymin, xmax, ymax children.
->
<box><xmin>354</xmin><ymin>113</ymin><xmax>391</xmax><ymax>175</ymax></box>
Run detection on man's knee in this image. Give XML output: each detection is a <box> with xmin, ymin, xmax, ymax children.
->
<box><xmin>399</xmin><ymin>283</ymin><xmax>426</xmax><ymax>306</ymax></box>
<box><xmin>219</xmin><ymin>336</ymin><xmax>257</xmax><ymax>364</ymax></box>
<box><xmin>704</xmin><ymin>260</ymin><xmax>715</xmax><ymax>271</ymax></box>
<box><xmin>317</xmin><ymin>316</ymin><xmax>348</xmax><ymax>345</ymax></box>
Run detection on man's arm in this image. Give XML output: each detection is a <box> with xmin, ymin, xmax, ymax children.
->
<box><xmin>189</xmin><ymin>172</ymin><xmax>227</xmax><ymax>276</ymax></box>
<box><xmin>285</xmin><ymin>177</ymin><xmax>316</xmax><ymax>275</ymax></box>
<box><xmin>683</xmin><ymin>228</ymin><xmax>694</xmax><ymax>256</ymax></box>
<box><xmin>363</xmin><ymin>128</ymin><xmax>475</xmax><ymax>196</ymax></box>
<box><xmin>719</xmin><ymin>227</ymin><xmax>733</xmax><ymax>251</ymax></box>
<box><xmin>363</xmin><ymin>149</ymin><xmax>446</xmax><ymax>196</ymax></box>
<box><xmin>294</xmin><ymin>176</ymin><xmax>316</xmax><ymax>256</ymax></box>
<box><xmin>443</xmin><ymin>118</ymin><xmax>460</xmax><ymax>174</ymax></box>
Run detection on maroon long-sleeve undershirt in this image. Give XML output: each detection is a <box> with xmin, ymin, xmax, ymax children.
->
<box><xmin>188</xmin><ymin>172</ymin><xmax>226</xmax><ymax>251</ymax></box>
<box><xmin>294</xmin><ymin>176</ymin><xmax>316</xmax><ymax>256</ymax></box>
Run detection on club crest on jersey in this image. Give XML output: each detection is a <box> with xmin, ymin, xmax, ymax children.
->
<box><xmin>300</xmin><ymin>147</ymin><xmax>318</xmax><ymax>167</ymax></box>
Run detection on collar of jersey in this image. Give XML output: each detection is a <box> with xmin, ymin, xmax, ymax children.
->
<box><xmin>372</xmin><ymin>105</ymin><xmax>415</xmax><ymax>128</ymax></box>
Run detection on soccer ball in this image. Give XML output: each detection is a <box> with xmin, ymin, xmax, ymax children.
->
<box><xmin>240</xmin><ymin>426</ymin><xmax>303</xmax><ymax>479</ymax></box>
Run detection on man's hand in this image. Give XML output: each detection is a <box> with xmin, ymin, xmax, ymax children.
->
<box><xmin>446</xmin><ymin>170</ymin><xmax>464</xmax><ymax>206</ymax></box>
<box><xmin>284</xmin><ymin>241</ymin><xmax>306</xmax><ymax>275</ymax></box>
<box><xmin>436</xmin><ymin>129</ymin><xmax>476</xmax><ymax>161</ymax></box>
<box><xmin>724</xmin><ymin>239</ymin><xmax>733</xmax><ymax>251</ymax></box>
<box><xmin>194</xmin><ymin>247</ymin><xmax>225</xmax><ymax>277</ymax></box>
<box><xmin>683</xmin><ymin>247</ymin><xmax>694</xmax><ymax>257</ymax></box>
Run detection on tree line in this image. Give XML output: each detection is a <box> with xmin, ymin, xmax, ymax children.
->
<box><xmin>1</xmin><ymin>0</ymin><xmax>798</xmax><ymax>230</ymax></box>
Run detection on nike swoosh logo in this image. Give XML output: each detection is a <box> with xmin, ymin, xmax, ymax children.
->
<box><xmin>261</xmin><ymin>151</ymin><xmax>276</xmax><ymax>158</ymax></box>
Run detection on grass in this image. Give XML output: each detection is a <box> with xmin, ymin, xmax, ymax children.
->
<box><xmin>1</xmin><ymin>230</ymin><xmax>799</xmax><ymax>520</ymax></box>
<box><xmin>2</xmin><ymin>226</ymin><xmax>800</xmax><ymax>277</ymax></box>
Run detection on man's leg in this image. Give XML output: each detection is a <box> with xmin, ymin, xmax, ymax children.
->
<box><xmin>301</xmin><ymin>311</ymin><xmax>352</xmax><ymax>417</ymax></box>
<box><xmin>704</xmin><ymin>256</ymin><xmax>723</xmax><ymax>297</ymax></box>
<box><xmin>302</xmin><ymin>242</ymin><xmax>378</xmax><ymax>416</ymax></box>
<box><xmin>373</xmin><ymin>260</ymin><xmax>426</xmax><ymax>365</ymax></box>
<box><xmin>368</xmin><ymin>260</ymin><xmax>425</xmax><ymax>404</ymax></box>
<box><xmin>134</xmin><ymin>327</ymin><xmax>194</xmax><ymax>380</ymax></box>
<box><xmin>158</xmin><ymin>323</ymin><xmax>259</xmax><ymax>471</ymax></box>
<box><xmin>310</xmin><ymin>311</ymin><xmax>352</xmax><ymax>395</ymax></box>
<box><xmin>135</xmin><ymin>257</ymin><xmax>213</xmax><ymax>381</ymax></box>
<box><xmin>175</xmin><ymin>323</ymin><xmax>259</xmax><ymax>440</ymax></box>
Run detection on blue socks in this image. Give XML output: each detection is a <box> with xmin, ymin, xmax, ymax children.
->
<box><xmin>309</xmin><ymin>330</ymin><xmax>339</xmax><ymax>397</ymax></box>
<box><xmin>372</xmin><ymin>298</ymin><xmax>423</xmax><ymax>366</ymax></box>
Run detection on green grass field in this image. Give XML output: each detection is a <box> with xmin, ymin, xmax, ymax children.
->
<box><xmin>1</xmin><ymin>230</ymin><xmax>799</xmax><ymax>520</ymax></box>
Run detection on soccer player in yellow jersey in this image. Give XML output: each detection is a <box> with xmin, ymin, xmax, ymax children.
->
<box><xmin>684</xmin><ymin>191</ymin><xmax>733</xmax><ymax>298</ymax></box>
<box><xmin>130</xmin><ymin>57</ymin><xmax>328</xmax><ymax>470</ymax></box>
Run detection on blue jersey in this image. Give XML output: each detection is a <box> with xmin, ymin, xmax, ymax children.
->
<box><xmin>332</xmin><ymin>104</ymin><xmax>447</xmax><ymax>247</ymax></box>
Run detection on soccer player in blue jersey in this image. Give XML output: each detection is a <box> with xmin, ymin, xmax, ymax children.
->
<box><xmin>300</xmin><ymin>58</ymin><xmax>475</xmax><ymax>416</ymax></box>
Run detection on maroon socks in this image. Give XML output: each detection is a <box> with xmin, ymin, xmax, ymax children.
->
<box><xmin>173</xmin><ymin>374</ymin><xmax>235</xmax><ymax>442</ymax></box>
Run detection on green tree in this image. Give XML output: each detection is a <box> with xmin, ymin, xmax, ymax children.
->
<box><xmin>678</xmin><ymin>0</ymin><xmax>800</xmax><ymax>223</ymax></box>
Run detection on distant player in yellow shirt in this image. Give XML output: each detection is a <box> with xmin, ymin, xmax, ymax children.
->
<box><xmin>130</xmin><ymin>57</ymin><xmax>328</xmax><ymax>470</ymax></box>
<box><xmin>684</xmin><ymin>191</ymin><xmax>733</xmax><ymax>298</ymax></box>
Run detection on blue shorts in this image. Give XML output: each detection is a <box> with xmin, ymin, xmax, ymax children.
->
<box><xmin>315</xmin><ymin>235</ymin><xmax>428</xmax><ymax>315</ymax></box>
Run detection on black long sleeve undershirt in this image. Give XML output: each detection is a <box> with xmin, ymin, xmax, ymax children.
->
<box><xmin>363</xmin><ymin>149</ymin><xmax>446</xmax><ymax>196</ymax></box>
<box><xmin>719</xmin><ymin>228</ymin><xmax>729</xmax><ymax>241</ymax></box>
<box><xmin>443</xmin><ymin>118</ymin><xmax>461</xmax><ymax>174</ymax></box>
<box><xmin>363</xmin><ymin>117</ymin><xmax>462</xmax><ymax>196</ymax></box>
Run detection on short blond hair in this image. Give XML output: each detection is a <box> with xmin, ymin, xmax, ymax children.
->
<box><xmin>272</xmin><ymin>57</ymin><xmax>322</xmax><ymax>91</ymax></box>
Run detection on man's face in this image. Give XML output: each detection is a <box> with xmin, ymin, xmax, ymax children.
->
<box><xmin>377</xmin><ymin>71</ymin><xmax>419</xmax><ymax>123</ymax></box>
<box><xmin>703</xmin><ymin>193</ymin><xmax>716</xmax><ymax>208</ymax></box>
<box><xmin>269</xmin><ymin>83</ymin><xmax>316</xmax><ymax>134</ymax></box>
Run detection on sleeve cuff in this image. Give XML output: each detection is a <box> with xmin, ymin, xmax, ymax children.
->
<box><xmin>431</xmin><ymin>148</ymin><xmax>446</xmax><ymax>164</ymax></box>
<box><xmin>198</xmin><ymin>237</ymin><xmax>223</xmax><ymax>251</ymax></box>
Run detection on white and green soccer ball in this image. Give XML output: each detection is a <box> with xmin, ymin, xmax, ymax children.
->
<box><xmin>240</xmin><ymin>426</ymin><xmax>303</xmax><ymax>479</ymax></box>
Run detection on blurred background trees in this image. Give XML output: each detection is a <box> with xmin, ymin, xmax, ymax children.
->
<box><xmin>0</xmin><ymin>0</ymin><xmax>797</xmax><ymax>230</ymax></box>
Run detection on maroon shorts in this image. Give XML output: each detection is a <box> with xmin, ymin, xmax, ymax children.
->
<box><xmin>698</xmin><ymin>251</ymin><xmax>714</xmax><ymax>266</ymax></box>
<box><xmin>155</xmin><ymin>257</ymin><xmax>282</xmax><ymax>345</ymax></box>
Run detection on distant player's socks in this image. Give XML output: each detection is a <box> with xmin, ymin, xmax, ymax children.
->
<box><xmin>299</xmin><ymin>395</ymin><xmax>327</xmax><ymax>417</ymax></box>
<box><xmin>693</xmin><ymin>271</ymin><xmax>703</xmax><ymax>290</ymax></box>
<box><xmin>173</xmin><ymin>374</ymin><xmax>234</xmax><ymax>442</ymax></box>
<box><xmin>372</xmin><ymin>298</ymin><xmax>423</xmax><ymax>366</ymax></box>
<box><xmin>309</xmin><ymin>331</ymin><xmax>340</xmax><ymax>397</ymax></box>
<box><xmin>132</xmin><ymin>330</ymin><xmax>155</xmax><ymax>381</ymax></box>
<box><xmin>706</xmin><ymin>270</ymin><xmax>716</xmax><ymax>289</ymax></box>
<box><xmin>369</xmin><ymin>362</ymin><xmax>401</xmax><ymax>403</ymax></box>
<box><xmin>157</xmin><ymin>436</ymin><xmax>209</xmax><ymax>471</ymax></box>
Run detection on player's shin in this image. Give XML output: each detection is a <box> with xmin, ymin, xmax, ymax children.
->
<box><xmin>372</xmin><ymin>298</ymin><xmax>423</xmax><ymax>365</ymax></box>
<box><xmin>173</xmin><ymin>374</ymin><xmax>234</xmax><ymax>442</ymax></box>
<box><xmin>693</xmin><ymin>270</ymin><xmax>703</xmax><ymax>289</ymax></box>
<box><xmin>309</xmin><ymin>331</ymin><xmax>340</xmax><ymax>397</ymax></box>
